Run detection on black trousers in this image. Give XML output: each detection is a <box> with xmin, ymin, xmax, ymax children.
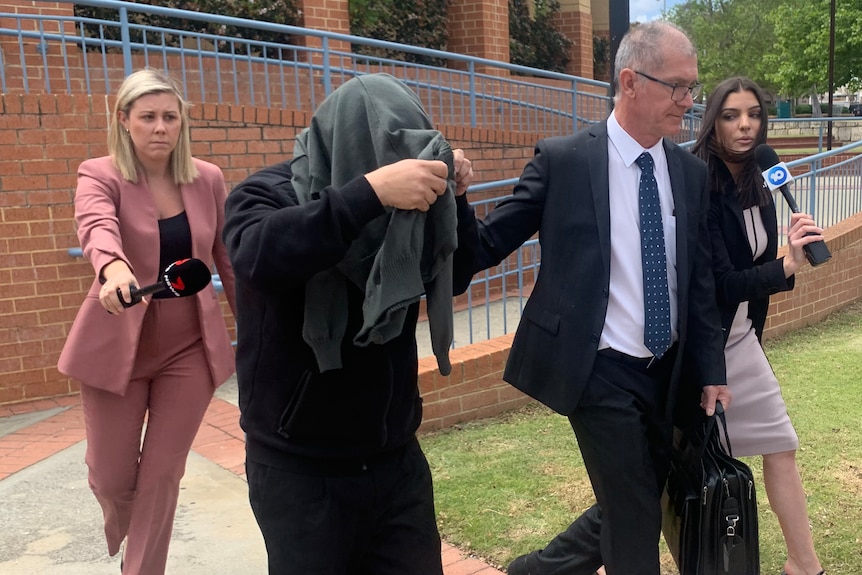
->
<box><xmin>517</xmin><ymin>348</ymin><xmax>676</xmax><ymax>575</ymax></box>
<box><xmin>247</xmin><ymin>439</ymin><xmax>443</xmax><ymax>575</ymax></box>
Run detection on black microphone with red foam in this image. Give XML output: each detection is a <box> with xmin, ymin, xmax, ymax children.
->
<box><xmin>118</xmin><ymin>258</ymin><xmax>212</xmax><ymax>308</ymax></box>
<box><xmin>754</xmin><ymin>144</ymin><xmax>831</xmax><ymax>267</ymax></box>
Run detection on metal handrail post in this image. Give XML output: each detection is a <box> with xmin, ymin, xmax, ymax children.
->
<box><xmin>119</xmin><ymin>6</ymin><xmax>132</xmax><ymax>76</ymax></box>
<box><xmin>571</xmin><ymin>79</ymin><xmax>578</xmax><ymax>134</ymax></box>
<box><xmin>468</xmin><ymin>61</ymin><xmax>477</xmax><ymax>128</ymax></box>
<box><xmin>322</xmin><ymin>36</ymin><xmax>331</xmax><ymax>96</ymax></box>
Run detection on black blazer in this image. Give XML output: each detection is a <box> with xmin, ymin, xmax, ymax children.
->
<box><xmin>473</xmin><ymin>121</ymin><xmax>726</xmax><ymax>416</ymax></box>
<box><xmin>708</xmin><ymin>168</ymin><xmax>794</xmax><ymax>343</ymax></box>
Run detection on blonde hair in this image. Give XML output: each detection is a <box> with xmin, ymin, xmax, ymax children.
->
<box><xmin>108</xmin><ymin>68</ymin><xmax>198</xmax><ymax>184</ymax></box>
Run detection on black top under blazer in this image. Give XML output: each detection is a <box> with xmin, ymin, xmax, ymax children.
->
<box><xmin>472</xmin><ymin>121</ymin><xmax>727</xmax><ymax>416</ymax></box>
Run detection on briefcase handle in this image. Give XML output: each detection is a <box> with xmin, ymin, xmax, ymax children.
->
<box><xmin>706</xmin><ymin>402</ymin><xmax>734</xmax><ymax>458</ymax></box>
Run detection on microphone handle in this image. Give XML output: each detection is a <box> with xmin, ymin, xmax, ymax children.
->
<box><xmin>779</xmin><ymin>185</ymin><xmax>800</xmax><ymax>213</ymax></box>
<box><xmin>117</xmin><ymin>282</ymin><xmax>166</xmax><ymax>308</ymax></box>
<box><xmin>803</xmin><ymin>237</ymin><xmax>831</xmax><ymax>267</ymax></box>
<box><xmin>777</xmin><ymin>184</ymin><xmax>831</xmax><ymax>266</ymax></box>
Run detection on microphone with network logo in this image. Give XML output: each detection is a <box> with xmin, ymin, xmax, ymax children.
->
<box><xmin>117</xmin><ymin>258</ymin><xmax>212</xmax><ymax>308</ymax></box>
<box><xmin>754</xmin><ymin>144</ymin><xmax>831</xmax><ymax>267</ymax></box>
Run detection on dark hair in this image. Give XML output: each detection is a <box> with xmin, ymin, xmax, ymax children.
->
<box><xmin>691</xmin><ymin>77</ymin><xmax>770</xmax><ymax>208</ymax></box>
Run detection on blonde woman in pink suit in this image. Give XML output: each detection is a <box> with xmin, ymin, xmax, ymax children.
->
<box><xmin>58</xmin><ymin>68</ymin><xmax>236</xmax><ymax>575</ymax></box>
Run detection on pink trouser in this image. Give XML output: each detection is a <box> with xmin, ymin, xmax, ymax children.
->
<box><xmin>80</xmin><ymin>297</ymin><xmax>214</xmax><ymax>575</ymax></box>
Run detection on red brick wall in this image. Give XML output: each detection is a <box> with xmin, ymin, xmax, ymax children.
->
<box><xmin>557</xmin><ymin>7</ymin><xmax>594</xmax><ymax>78</ymax></box>
<box><xmin>418</xmin><ymin>215</ymin><xmax>862</xmax><ymax>431</ymax></box>
<box><xmin>765</xmin><ymin>212</ymin><xmax>862</xmax><ymax>338</ymax></box>
<box><xmin>447</xmin><ymin>0</ymin><xmax>510</xmax><ymax>71</ymax></box>
<box><xmin>296</xmin><ymin>0</ymin><xmax>350</xmax><ymax>35</ymax></box>
<box><xmin>0</xmin><ymin>0</ymin><xmax>65</xmax><ymax>15</ymax></box>
<box><xmin>0</xmin><ymin>0</ymin><xmax>597</xmax><ymax>100</ymax></box>
<box><xmin>0</xmin><ymin>93</ymin><xmax>536</xmax><ymax>406</ymax></box>
<box><xmin>2</xmin><ymin>92</ymin><xmax>862</xmax><ymax>432</ymax></box>
<box><xmin>418</xmin><ymin>334</ymin><xmax>532</xmax><ymax>431</ymax></box>
<box><xmin>0</xmin><ymin>94</ymin><xmax>89</xmax><ymax>403</ymax></box>
<box><xmin>293</xmin><ymin>0</ymin><xmax>351</xmax><ymax>53</ymax></box>
<box><xmin>3</xmin><ymin>1</ymin><xmax>861</xmax><ymax>431</ymax></box>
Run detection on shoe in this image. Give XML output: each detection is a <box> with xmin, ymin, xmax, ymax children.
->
<box><xmin>507</xmin><ymin>554</ymin><xmax>529</xmax><ymax>575</ymax></box>
<box><xmin>781</xmin><ymin>571</ymin><xmax>824</xmax><ymax>575</ymax></box>
<box><xmin>508</xmin><ymin>554</ymin><xmax>598</xmax><ymax>575</ymax></box>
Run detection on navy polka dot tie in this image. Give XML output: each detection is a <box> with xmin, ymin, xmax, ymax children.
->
<box><xmin>636</xmin><ymin>152</ymin><xmax>671</xmax><ymax>358</ymax></box>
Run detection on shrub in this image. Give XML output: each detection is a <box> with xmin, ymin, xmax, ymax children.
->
<box><xmin>73</xmin><ymin>1</ymin><xmax>299</xmax><ymax>56</ymax></box>
<box><xmin>509</xmin><ymin>0</ymin><xmax>571</xmax><ymax>73</ymax></box>
<box><xmin>349</xmin><ymin>0</ymin><xmax>449</xmax><ymax>66</ymax></box>
<box><xmin>593</xmin><ymin>35</ymin><xmax>609</xmax><ymax>79</ymax></box>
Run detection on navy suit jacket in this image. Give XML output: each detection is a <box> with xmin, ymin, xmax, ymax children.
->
<box><xmin>474</xmin><ymin>121</ymin><xmax>726</xmax><ymax>416</ymax></box>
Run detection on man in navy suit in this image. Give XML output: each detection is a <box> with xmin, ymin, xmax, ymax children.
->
<box><xmin>460</xmin><ymin>21</ymin><xmax>731</xmax><ymax>575</ymax></box>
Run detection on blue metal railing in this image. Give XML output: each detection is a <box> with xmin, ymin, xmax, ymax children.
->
<box><xmin>64</xmin><ymin>140</ymin><xmax>862</xmax><ymax>352</ymax></box>
<box><xmin>781</xmin><ymin>140</ymin><xmax>862</xmax><ymax>236</ymax></box>
<box><xmin>1</xmin><ymin>0</ymin><xmax>613</xmax><ymax>138</ymax></box>
<box><xmin>0</xmin><ymin>0</ymin><xmax>711</xmax><ymax>140</ymax></box>
<box><xmin>447</xmin><ymin>141</ymin><xmax>862</xmax><ymax>347</ymax></box>
<box><xmin>19</xmin><ymin>0</ymin><xmax>862</xmax><ymax>350</ymax></box>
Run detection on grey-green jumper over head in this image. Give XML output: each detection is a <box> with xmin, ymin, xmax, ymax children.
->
<box><xmin>291</xmin><ymin>73</ymin><xmax>457</xmax><ymax>375</ymax></box>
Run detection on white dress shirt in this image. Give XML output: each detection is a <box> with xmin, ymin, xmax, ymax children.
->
<box><xmin>599</xmin><ymin>111</ymin><xmax>679</xmax><ymax>358</ymax></box>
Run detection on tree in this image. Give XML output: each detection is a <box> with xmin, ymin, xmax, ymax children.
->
<box><xmin>765</xmin><ymin>0</ymin><xmax>862</xmax><ymax>99</ymax></box>
<box><xmin>667</xmin><ymin>0</ymin><xmax>782</xmax><ymax>97</ymax></box>
<box><xmin>669</xmin><ymin>0</ymin><xmax>862</xmax><ymax>106</ymax></box>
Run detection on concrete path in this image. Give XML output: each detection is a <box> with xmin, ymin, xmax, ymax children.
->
<box><xmin>0</xmin><ymin>385</ymin><xmax>504</xmax><ymax>575</ymax></box>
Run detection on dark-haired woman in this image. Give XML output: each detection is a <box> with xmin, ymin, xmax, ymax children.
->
<box><xmin>692</xmin><ymin>76</ymin><xmax>825</xmax><ymax>575</ymax></box>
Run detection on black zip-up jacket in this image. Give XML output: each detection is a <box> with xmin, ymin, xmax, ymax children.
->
<box><xmin>223</xmin><ymin>161</ymin><xmax>478</xmax><ymax>467</ymax></box>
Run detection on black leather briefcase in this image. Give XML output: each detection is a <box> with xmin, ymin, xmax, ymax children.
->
<box><xmin>662</xmin><ymin>403</ymin><xmax>760</xmax><ymax>574</ymax></box>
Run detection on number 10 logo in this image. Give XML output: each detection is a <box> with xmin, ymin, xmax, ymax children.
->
<box><xmin>766</xmin><ymin>164</ymin><xmax>790</xmax><ymax>187</ymax></box>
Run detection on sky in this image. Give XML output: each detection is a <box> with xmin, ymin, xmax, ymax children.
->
<box><xmin>629</xmin><ymin>0</ymin><xmax>687</xmax><ymax>23</ymax></box>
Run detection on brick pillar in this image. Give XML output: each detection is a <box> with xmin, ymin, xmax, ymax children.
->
<box><xmin>0</xmin><ymin>2</ymin><xmax>73</xmax><ymax>37</ymax></box>
<box><xmin>557</xmin><ymin>0</ymin><xmax>594</xmax><ymax>78</ymax></box>
<box><xmin>293</xmin><ymin>0</ymin><xmax>351</xmax><ymax>53</ymax></box>
<box><xmin>447</xmin><ymin>0</ymin><xmax>510</xmax><ymax>73</ymax></box>
<box><xmin>0</xmin><ymin>1</ymin><xmax>66</xmax><ymax>13</ymax></box>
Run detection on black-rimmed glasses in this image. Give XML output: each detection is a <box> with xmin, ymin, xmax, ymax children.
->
<box><xmin>635</xmin><ymin>70</ymin><xmax>702</xmax><ymax>102</ymax></box>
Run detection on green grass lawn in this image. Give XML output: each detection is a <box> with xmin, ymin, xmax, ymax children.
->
<box><xmin>421</xmin><ymin>301</ymin><xmax>862</xmax><ymax>574</ymax></box>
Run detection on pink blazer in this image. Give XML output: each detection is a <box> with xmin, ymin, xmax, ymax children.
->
<box><xmin>58</xmin><ymin>156</ymin><xmax>237</xmax><ymax>395</ymax></box>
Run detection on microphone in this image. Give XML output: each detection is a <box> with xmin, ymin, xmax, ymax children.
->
<box><xmin>754</xmin><ymin>144</ymin><xmax>831</xmax><ymax>267</ymax></box>
<box><xmin>118</xmin><ymin>258</ymin><xmax>212</xmax><ymax>308</ymax></box>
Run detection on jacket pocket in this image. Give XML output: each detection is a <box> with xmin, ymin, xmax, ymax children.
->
<box><xmin>521</xmin><ymin>302</ymin><xmax>561</xmax><ymax>336</ymax></box>
<box><xmin>277</xmin><ymin>370</ymin><xmax>313</xmax><ymax>439</ymax></box>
